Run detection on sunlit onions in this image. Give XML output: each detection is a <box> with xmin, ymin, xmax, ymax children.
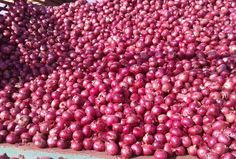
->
<box><xmin>0</xmin><ymin>0</ymin><xmax>236</xmax><ymax>158</ymax></box>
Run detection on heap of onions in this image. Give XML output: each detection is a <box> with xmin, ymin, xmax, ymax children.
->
<box><xmin>0</xmin><ymin>0</ymin><xmax>236</xmax><ymax>159</ymax></box>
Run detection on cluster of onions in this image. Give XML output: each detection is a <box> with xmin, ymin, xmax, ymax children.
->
<box><xmin>0</xmin><ymin>0</ymin><xmax>236</xmax><ymax>159</ymax></box>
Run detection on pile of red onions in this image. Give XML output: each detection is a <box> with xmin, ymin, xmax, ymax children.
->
<box><xmin>0</xmin><ymin>0</ymin><xmax>236</xmax><ymax>158</ymax></box>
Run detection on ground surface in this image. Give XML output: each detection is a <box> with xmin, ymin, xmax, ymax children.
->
<box><xmin>0</xmin><ymin>143</ymin><xmax>197</xmax><ymax>159</ymax></box>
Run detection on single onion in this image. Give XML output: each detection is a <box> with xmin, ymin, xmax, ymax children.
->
<box><xmin>213</xmin><ymin>143</ymin><xmax>228</xmax><ymax>155</ymax></box>
<box><xmin>121</xmin><ymin>146</ymin><xmax>132</xmax><ymax>158</ymax></box>
<box><xmin>154</xmin><ymin>150</ymin><xmax>168</xmax><ymax>159</ymax></box>
<box><xmin>6</xmin><ymin>133</ymin><xmax>18</xmax><ymax>144</ymax></box>
<box><xmin>93</xmin><ymin>140</ymin><xmax>105</xmax><ymax>152</ymax></box>
<box><xmin>105</xmin><ymin>141</ymin><xmax>119</xmax><ymax>155</ymax></box>
<box><xmin>131</xmin><ymin>143</ymin><xmax>143</xmax><ymax>156</ymax></box>
<box><xmin>71</xmin><ymin>140</ymin><xmax>83</xmax><ymax>151</ymax></box>
<box><xmin>83</xmin><ymin>138</ymin><xmax>93</xmax><ymax>150</ymax></box>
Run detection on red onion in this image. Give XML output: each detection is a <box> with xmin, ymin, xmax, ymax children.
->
<box><xmin>34</xmin><ymin>135</ymin><xmax>47</xmax><ymax>148</ymax></box>
<box><xmin>170</xmin><ymin>136</ymin><xmax>181</xmax><ymax>148</ymax></box>
<box><xmin>105</xmin><ymin>141</ymin><xmax>119</xmax><ymax>155</ymax></box>
<box><xmin>83</xmin><ymin>138</ymin><xmax>93</xmax><ymax>150</ymax></box>
<box><xmin>133</xmin><ymin>127</ymin><xmax>145</xmax><ymax>138</ymax></box>
<box><xmin>71</xmin><ymin>140</ymin><xmax>83</xmax><ymax>151</ymax></box>
<box><xmin>59</xmin><ymin>129</ymin><xmax>72</xmax><ymax>140</ymax></box>
<box><xmin>57</xmin><ymin>139</ymin><xmax>70</xmax><ymax>149</ymax></box>
<box><xmin>191</xmin><ymin>135</ymin><xmax>203</xmax><ymax>146</ymax></box>
<box><xmin>188</xmin><ymin>125</ymin><xmax>203</xmax><ymax>135</ymax></box>
<box><xmin>82</xmin><ymin>125</ymin><xmax>92</xmax><ymax>137</ymax></box>
<box><xmin>206</xmin><ymin>152</ymin><xmax>220</xmax><ymax>159</ymax></box>
<box><xmin>154</xmin><ymin>150</ymin><xmax>168</xmax><ymax>159</ymax></box>
<box><xmin>182</xmin><ymin>136</ymin><xmax>192</xmax><ymax>148</ymax></box>
<box><xmin>197</xmin><ymin>146</ymin><xmax>209</xmax><ymax>158</ymax></box>
<box><xmin>105</xmin><ymin>131</ymin><xmax>118</xmax><ymax>142</ymax></box>
<box><xmin>218</xmin><ymin>133</ymin><xmax>231</xmax><ymax>145</ymax></box>
<box><xmin>142</xmin><ymin>144</ymin><xmax>154</xmax><ymax>156</ymax></box>
<box><xmin>225</xmin><ymin>113</ymin><xmax>236</xmax><ymax>123</ymax></box>
<box><xmin>221</xmin><ymin>153</ymin><xmax>236</xmax><ymax>159</ymax></box>
<box><xmin>230</xmin><ymin>141</ymin><xmax>236</xmax><ymax>151</ymax></box>
<box><xmin>144</xmin><ymin>124</ymin><xmax>156</xmax><ymax>135</ymax></box>
<box><xmin>47</xmin><ymin>136</ymin><xmax>58</xmax><ymax>148</ymax></box>
<box><xmin>212</xmin><ymin>121</ymin><xmax>228</xmax><ymax>130</ymax></box>
<box><xmin>6</xmin><ymin>133</ymin><xmax>18</xmax><ymax>144</ymax></box>
<box><xmin>164</xmin><ymin>143</ymin><xmax>174</xmax><ymax>157</ymax></box>
<box><xmin>207</xmin><ymin>136</ymin><xmax>218</xmax><ymax>148</ymax></box>
<box><xmin>121</xmin><ymin>146</ymin><xmax>132</xmax><ymax>158</ymax></box>
<box><xmin>131</xmin><ymin>143</ymin><xmax>143</xmax><ymax>156</ymax></box>
<box><xmin>0</xmin><ymin>153</ymin><xmax>9</xmax><ymax>159</ymax></box>
<box><xmin>72</xmin><ymin>130</ymin><xmax>84</xmax><ymax>141</ymax></box>
<box><xmin>181</xmin><ymin>117</ymin><xmax>194</xmax><ymax>128</ymax></box>
<box><xmin>20</xmin><ymin>133</ymin><xmax>32</xmax><ymax>143</ymax></box>
<box><xmin>154</xmin><ymin>133</ymin><xmax>166</xmax><ymax>144</ymax></box>
<box><xmin>175</xmin><ymin>146</ymin><xmax>186</xmax><ymax>156</ymax></box>
<box><xmin>213</xmin><ymin>143</ymin><xmax>228</xmax><ymax>155</ymax></box>
<box><xmin>93</xmin><ymin>140</ymin><xmax>105</xmax><ymax>152</ymax></box>
<box><xmin>122</xmin><ymin>134</ymin><xmax>136</xmax><ymax>146</ymax></box>
<box><xmin>143</xmin><ymin>134</ymin><xmax>154</xmax><ymax>144</ymax></box>
<box><xmin>37</xmin><ymin>157</ymin><xmax>52</xmax><ymax>159</ymax></box>
<box><xmin>187</xmin><ymin>145</ymin><xmax>197</xmax><ymax>156</ymax></box>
